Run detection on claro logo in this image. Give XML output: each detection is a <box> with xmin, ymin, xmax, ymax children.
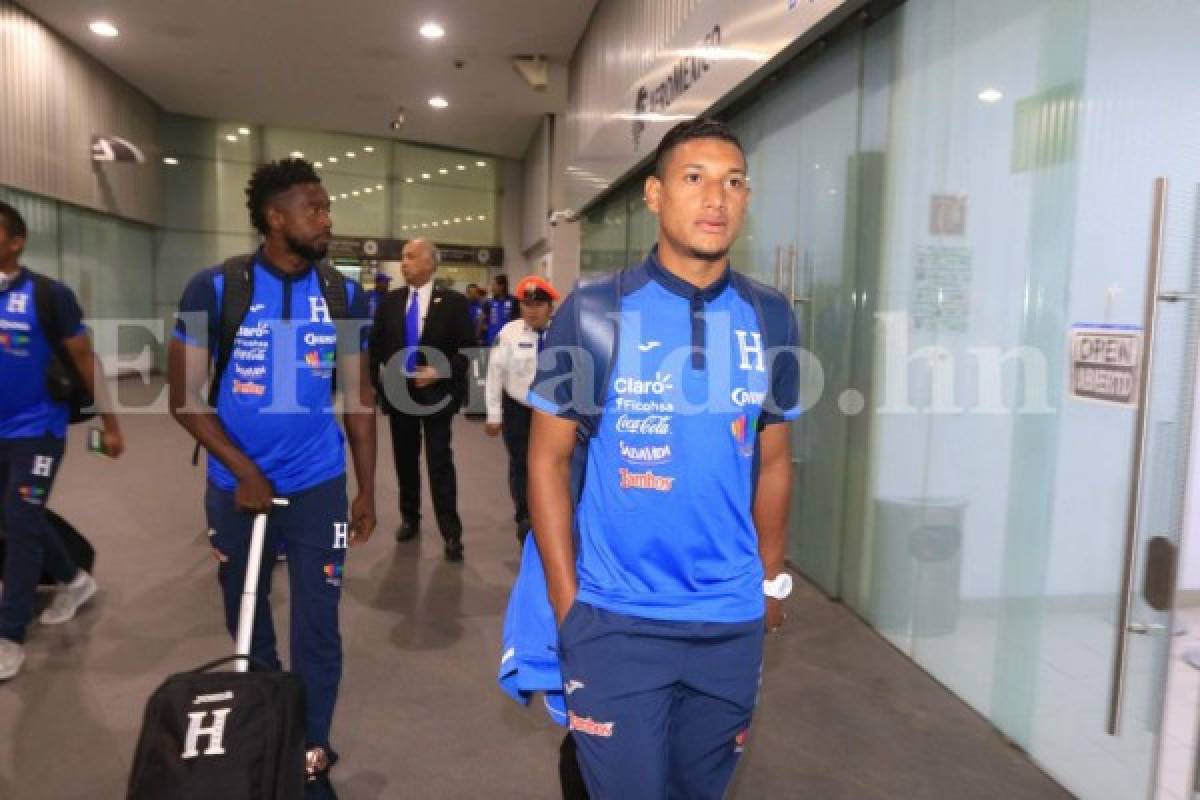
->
<box><xmin>731</xmin><ymin>388</ymin><xmax>766</xmax><ymax>408</ymax></box>
<box><xmin>632</xmin><ymin>25</ymin><xmax>721</xmax><ymax>150</ymax></box>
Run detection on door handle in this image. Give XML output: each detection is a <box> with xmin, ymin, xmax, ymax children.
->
<box><xmin>1107</xmin><ymin>177</ymin><xmax>1169</xmax><ymax>736</ymax></box>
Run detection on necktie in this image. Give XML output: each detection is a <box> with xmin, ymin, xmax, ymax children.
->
<box><xmin>537</xmin><ymin>329</ymin><xmax>546</xmax><ymax>354</ymax></box>
<box><xmin>405</xmin><ymin>290</ymin><xmax>420</xmax><ymax>373</ymax></box>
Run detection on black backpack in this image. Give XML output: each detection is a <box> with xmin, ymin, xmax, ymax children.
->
<box><xmin>191</xmin><ymin>255</ymin><xmax>349</xmax><ymax>464</ymax></box>
<box><xmin>125</xmin><ymin>655</ymin><xmax>307</xmax><ymax>800</ymax></box>
<box><xmin>32</xmin><ymin>272</ymin><xmax>95</xmax><ymax>424</ymax></box>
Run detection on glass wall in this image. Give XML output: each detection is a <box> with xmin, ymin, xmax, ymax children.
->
<box><xmin>579</xmin><ymin>2</ymin><xmax>1200</xmax><ymax>798</ymax></box>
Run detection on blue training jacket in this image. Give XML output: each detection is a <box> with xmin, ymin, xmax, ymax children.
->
<box><xmin>498</xmin><ymin>535</ymin><xmax>568</xmax><ymax>726</ymax></box>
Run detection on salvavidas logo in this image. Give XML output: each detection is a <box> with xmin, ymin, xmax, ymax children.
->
<box><xmin>234</xmin><ymin>363</ymin><xmax>267</xmax><ymax>379</ymax></box>
<box><xmin>618</xmin><ymin>440</ymin><xmax>673</xmax><ymax>466</ymax></box>
<box><xmin>632</xmin><ymin>25</ymin><xmax>721</xmax><ymax>150</ymax></box>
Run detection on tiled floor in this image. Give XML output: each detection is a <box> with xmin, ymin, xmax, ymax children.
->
<box><xmin>1157</xmin><ymin>607</ymin><xmax>1200</xmax><ymax>800</ymax></box>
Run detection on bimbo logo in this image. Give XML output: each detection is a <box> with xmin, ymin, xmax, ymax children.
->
<box><xmin>618</xmin><ymin>468</ymin><xmax>675</xmax><ymax>492</ymax></box>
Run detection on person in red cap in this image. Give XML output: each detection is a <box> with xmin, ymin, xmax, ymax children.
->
<box><xmin>484</xmin><ymin>275</ymin><xmax>560</xmax><ymax>543</ymax></box>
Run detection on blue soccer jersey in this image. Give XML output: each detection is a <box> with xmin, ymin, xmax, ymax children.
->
<box><xmin>0</xmin><ymin>269</ymin><xmax>85</xmax><ymax>440</ymax></box>
<box><xmin>484</xmin><ymin>295</ymin><xmax>518</xmax><ymax>346</ymax></box>
<box><xmin>529</xmin><ymin>249</ymin><xmax>802</xmax><ymax>623</ymax></box>
<box><xmin>173</xmin><ymin>253</ymin><xmax>369</xmax><ymax>495</ymax></box>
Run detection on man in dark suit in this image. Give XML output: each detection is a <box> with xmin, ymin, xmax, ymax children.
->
<box><xmin>370</xmin><ymin>239</ymin><xmax>476</xmax><ymax>562</ymax></box>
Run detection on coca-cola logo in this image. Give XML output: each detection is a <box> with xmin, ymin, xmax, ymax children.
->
<box><xmin>614</xmin><ymin>415</ymin><xmax>672</xmax><ymax>436</ymax></box>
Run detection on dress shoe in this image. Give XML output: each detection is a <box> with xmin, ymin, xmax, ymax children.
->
<box><xmin>395</xmin><ymin>521</ymin><xmax>419</xmax><ymax>542</ymax></box>
<box><xmin>444</xmin><ymin>539</ymin><xmax>464</xmax><ymax>563</ymax></box>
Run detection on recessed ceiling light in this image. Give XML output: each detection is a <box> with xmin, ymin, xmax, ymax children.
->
<box><xmin>421</xmin><ymin>223</ymin><xmax>428</xmax><ymax>229</ymax></box>
<box><xmin>406</xmin><ymin>177</ymin><xmax>415</xmax><ymax>183</ymax></box>
<box><xmin>290</xmin><ymin>151</ymin><xmax>304</xmax><ymax>158</ymax></box>
<box><xmin>353</xmin><ymin>191</ymin><xmax>360</xmax><ymax>196</ymax></box>
<box><xmin>328</xmin><ymin>156</ymin><xmax>338</xmax><ymax>163</ymax></box>
<box><xmin>479</xmin><ymin>214</ymin><xmax>486</xmax><ymax>220</ymax></box>
<box><xmin>340</xmin><ymin>193</ymin><xmax>348</xmax><ymax>199</ymax></box>
<box><xmin>364</xmin><ymin>188</ymin><xmax>373</xmax><ymax>194</ymax></box>
<box><xmin>315</xmin><ymin>162</ymin><xmax>324</xmax><ymax>168</ymax></box>
<box><xmin>238</xmin><ymin>127</ymin><xmax>251</xmax><ymax>136</ymax></box>
<box><xmin>454</xmin><ymin>217</ymin><xmax>461</xmax><ymax>223</ymax></box>
<box><xmin>456</xmin><ymin>165</ymin><xmax>466</xmax><ymax>171</ymax></box>
<box><xmin>89</xmin><ymin>21</ymin><xmax>118</xmax><ymax>38</ymax></box>
<box><xmin>422</xmin><ymin>173</ymin><xmax>431</xmax><ymax>180</ymax></box>
<box><xmin>978</xmin><ymin>88</ymin><xmax>1004</xmax><ymax>104</ymax></box>
<box><xmin>376</xmin><ymin>184</ymin><xmax>384</xmax><ymax>190</ymax></box>
<box><xmin>465</xmin><ymin>216</ymin><xmax>474</xmax><ymax>221</ymax></box>
<box><xmin>429</xmin><ymin>96</ymin><xmax>449</xmax><ymax>109</ymax></box>
<box><xmin>442</xmin><ymin>219</ymin><xmax>450</xmax><ymax>225</ymax></box>
<box><xmin>439</xmin><ymin>168</ymin><xmax>448</xmax><ymax>175</ymax></box>
<box><xmin>476</xmin><ymin>161</ymin><xmax>486</xmax><ymax>167</ymax></box>
<box><xmin>162</xmin><ymin>157</ymin><xmax>179</xmax><ymax>166</ymax></box>
<box><xmin>225</xmin><ymin>134</ymin><xmax>238</xmax><ymax>143</ymax></box>
<box><xmin>432</xmin><ymin>221</ymin><xmax>440</xmax><ymax>227</ymax></box>
<box><xmin>419</xmin><ymin>22</ymin><xmax>445</xmax><ymax>39</ymax></box>
<box><xmin>363</xmin><ymin>146</ymin><xmax>375</xmax><ymax>153</ymax></box>
<box><xmin>346</xmin><ymin>152</ymin><xmax>356</xmax><ymax>159</ymax></box>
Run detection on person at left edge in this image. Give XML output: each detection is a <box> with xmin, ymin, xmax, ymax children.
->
<box><xmin>0</xmin><ymin>201</ymin><xmax>124</xmax><ymax>683</ymax></box>
<box><xmin>167</xmin><ymin>159</ymin><xmax>378</xmax><ymax>793</ymax></box>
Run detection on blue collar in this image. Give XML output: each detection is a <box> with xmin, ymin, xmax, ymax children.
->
<box><xmin>643</xmin><ymin>245</ymin><xmax>731</xmax><ymax>303</ymax></box>
<box><xmin>255</xmin><ymin>247</ymin><xmax>315</xmax><ymax>282</ymax></box>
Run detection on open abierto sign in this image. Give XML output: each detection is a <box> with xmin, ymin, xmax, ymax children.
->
<box><xmin>1069</xmin><ymin>323</ymin><xmax>1143</xmax><ymax>406</ymax></box>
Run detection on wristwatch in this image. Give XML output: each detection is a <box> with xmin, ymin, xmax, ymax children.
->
<box><xmin>763</xmin><ymin>573</ymin><xmax>793</xmax><ymax>600</ymax></box>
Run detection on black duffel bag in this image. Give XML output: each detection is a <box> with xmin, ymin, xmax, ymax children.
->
<box><xmin>126</xmin><ymin>654</ymin><xmax>307</xmax><ymax>800</ymax></box>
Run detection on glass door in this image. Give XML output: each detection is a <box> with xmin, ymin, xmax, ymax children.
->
<box><xmin>835</xmin><ymin>2</ymin><xmax>1200</xmax><ymax>799</ymax></box>
<box><xmin>731</xmin><ymin>26</ymin><xmax>864</xmax><ymax>597</ymax></box>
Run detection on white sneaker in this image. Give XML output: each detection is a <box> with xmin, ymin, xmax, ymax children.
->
<box><xmin>39</xmin><ymin>571</ymin><xmax>97</xmax><ymax>626</ymax></box>
<box><xmin>0</xmin><ymin>638</ymin><xmax>24</xmax><ymax>681</ymax></box>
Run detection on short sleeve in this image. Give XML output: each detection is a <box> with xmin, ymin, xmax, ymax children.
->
<box><xmin>50</xmin><ymin>282</ymin><xmax>85</xmax><ymax>339</ymax></box>
<box><xmin>760</xmin><ymin>301</ymin><xmax>803</xmax><ymax>426</ymax></box>
<box><xmin>526</xmin><ymin>290</ymin><xmax>586</xmax><ymax>422</ymax></box>
<box><xmin>173</xmin><ymin>268</ymin><xmax>219</xmax><ymax>349</ymax></box>
<box><xmin>346</xmin><ymin>280</ymin><xmax>371</xmax><ymax>351</ymax></box>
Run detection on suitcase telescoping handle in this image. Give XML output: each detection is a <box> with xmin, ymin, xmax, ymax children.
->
<box><xmin>235</xmin><ymin>498</ymin><xmax>289</xmax><ymax>673</ymax></box>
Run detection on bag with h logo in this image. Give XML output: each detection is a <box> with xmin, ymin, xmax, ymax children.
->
<box><xmin>126</xmin><ymin>509</ymin><xmax>306</xmax><ymax>799</ymax></box>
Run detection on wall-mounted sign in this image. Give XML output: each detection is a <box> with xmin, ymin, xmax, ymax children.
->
<box><xmin>565</xmin><ymin>0</ymin><xmax>864</xmax><ymax>211</ymax></box>
<box><xmin>326</xmin><ymin>236</ymin><xmax>503</xmax><ymax>267</ymax></box>
<box><xmin>91</xmin><ymin>135</ymin><xmax>145</xmax><ymax>164</ymax></box>
<box><xmin>911</xmin><ymin>246</ymin><xmax>972</xmax><ymax>334</ymax></box>
<box><xmin>930</xmin><ymin>194</ymin><xmax>967</xmax><ymax>236</ymax></box>
<box><xmin>1069</xmin><ymin>324</ymin><xmax>1143</xmax><ymax>406</ymax></box>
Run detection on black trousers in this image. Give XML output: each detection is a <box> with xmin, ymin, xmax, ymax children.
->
<box><xmin>387</xmin><ymin>411</ymin><xmax>462</xmax><ymax>541</ymax></box>
<box><xmin>500</xmin><ymin>394</ymin><xmax>533</xmax><ymax>528</ymax></box>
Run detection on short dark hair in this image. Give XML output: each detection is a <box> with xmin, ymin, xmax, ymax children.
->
<box><xmin>245</xmin><ymin>158</ymin><xmax>321</xmax><ymax>235</ymax></box>
<box><xmin>0</xmin><ymin>201</ymin><xmax>28</xmax><ymax>240</ymax></box>
<box><xmin>653</xmin><ymin>117</ymin><xmax>744</xmax><ymax>179</ymax></box>
<box><xmin>494</xmin><ymin>274</ymin><xmax>508</xmax><ymax>288</ymax></box>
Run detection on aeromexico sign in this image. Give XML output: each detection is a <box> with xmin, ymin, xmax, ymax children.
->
<box><xmin>566</xmin><ymin>0</ymin><xmax>863</xmax><ymax>211</ymax></box>
<box><xmin>632</xmin><ymin>25</ymin><xmax>722</xmax><ymax>151</ymax></box>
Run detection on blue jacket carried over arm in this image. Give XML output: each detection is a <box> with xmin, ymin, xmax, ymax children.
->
<box><xmin>498</xmin><ymin>535</ymin><xmax>568</xmax><ymax>726</ymax></box>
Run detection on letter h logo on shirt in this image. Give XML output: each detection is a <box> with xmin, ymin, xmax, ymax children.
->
<box><xmin>735</xmin><ymin>331</ymin><xmax>766</xmax><ymax>373</ymax></box>
<box><xmin>309</xmin><ymin>296</ymin><xmax>332</xmax><ymax>324</ymax></box>
<box><xmin>6</xmin><ymin>292</ymin><xmax>28</xmax><ymax>315</ymax></box>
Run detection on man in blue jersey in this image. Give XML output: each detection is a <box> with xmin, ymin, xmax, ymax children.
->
<box><xmin>0</xmin><ymin>201</ymin><xmax>124</xmax><ymax>682</ymax></box>
<box><xmin>167</xmin><ymin>159</ymin><xmax>377</xmax><ymax>793</ymax></box>
<box><xmin>527</xmin><ymin>119</ymin><xmax>801</xmax><ymax>799</ymax></box>
<box><xmin>482</xmin><ymin>274</ymin><xmax>518</xmax><ymax>346</ymax></box>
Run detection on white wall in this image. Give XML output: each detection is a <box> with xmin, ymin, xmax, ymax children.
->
<box><xmin>0</xmin><ymin>0</ymin><xmax>162</xmax><ymax>225</ymax></box>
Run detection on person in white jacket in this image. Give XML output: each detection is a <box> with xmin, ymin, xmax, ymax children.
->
<box><xmin>485</xmin><ymin>276</ymin><xmax>559</xmax><ymax>543</ymax></box>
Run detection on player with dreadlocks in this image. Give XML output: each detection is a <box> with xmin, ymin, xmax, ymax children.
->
<box><xmin>167</xmin><ymin>158</ymin><xmax>377</xmax><ymax>796</ymax></box>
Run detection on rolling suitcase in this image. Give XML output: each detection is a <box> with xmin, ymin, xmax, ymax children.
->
<box><xmin>126</xmin><ymin>501</ymin><xmax>308</xmax><ymax>800</ymax></box>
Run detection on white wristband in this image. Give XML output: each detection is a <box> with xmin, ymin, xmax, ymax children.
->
<box><xmin>763</xmin><ymin>573</ymin><xmax>793</xmax><ymax>600</ymax></box>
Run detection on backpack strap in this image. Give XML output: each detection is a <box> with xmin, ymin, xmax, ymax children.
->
<box><xmin>207</xmin><ymin>255</ymin><xmax>256</xmax><ymax>410</ymax></box>
<box><xmin>315</xmin><ymin>262</ymin><xmax>348</xmax><ymax>322</ymax></box>
<box><xmin>31</xmin><ymin>272</ymin><xmax>67</xmax><ymax>362</ymax></box>
<box><xmin>572</xmin><ymin>270</ymin><xmax>623</xmax><ymax>442</ymax></box>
